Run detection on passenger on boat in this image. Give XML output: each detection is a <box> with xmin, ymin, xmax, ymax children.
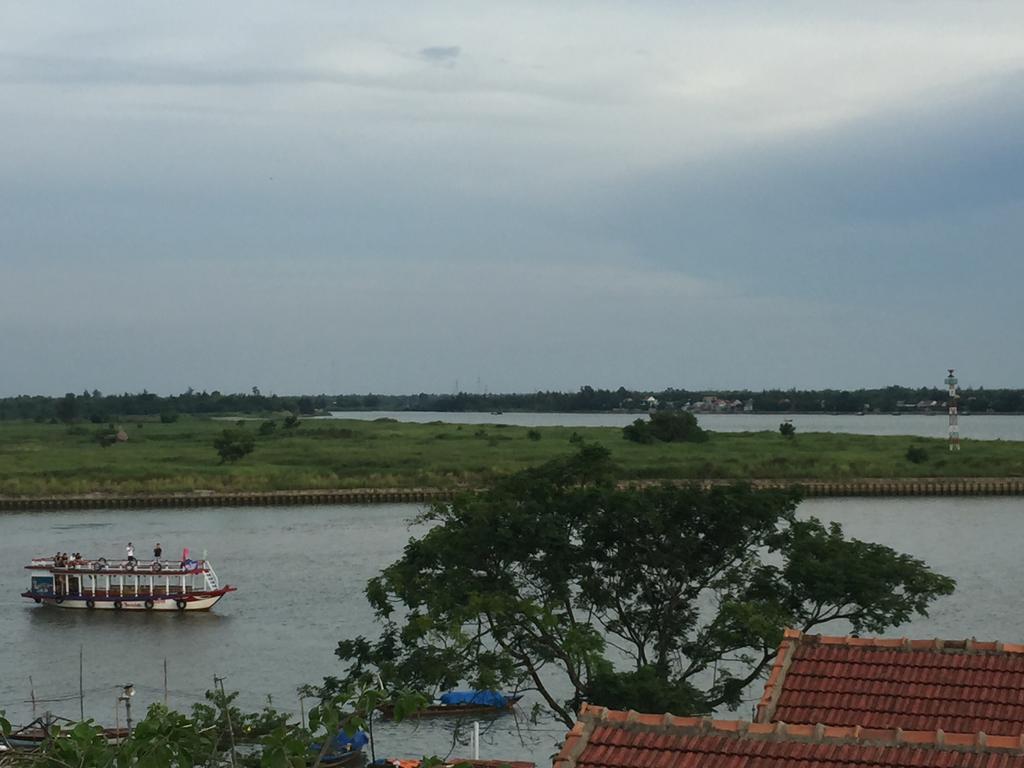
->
<box><xmin>153</xmin><ymin>543</ymin><xmax>162</xmax><ymax>558</ymax></box>
<box><xmin>126</xmin><ymin>542</ymin><xmax>136</xmax><ymax>564</ymax></box>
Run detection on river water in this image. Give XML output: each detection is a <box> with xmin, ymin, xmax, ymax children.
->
<box><xmin>326</xmin><ymin>411</ymin><xmax>1024</xmax><ymax>441</ymax></box>
<box><xmin>1</xmin><ymin>498</ymin><xmax>1022</xmax><ymax>763</ymax></box>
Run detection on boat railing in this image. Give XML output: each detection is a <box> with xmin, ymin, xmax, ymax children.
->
<box><xmin>29</xmin><ymin>557</ymin><xmax>210</xmax><ymax>574</ymax></box>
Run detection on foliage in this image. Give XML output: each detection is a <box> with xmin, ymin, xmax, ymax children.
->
<box><xmin>213</xmin><ymin>428</ymin><xmax>256</xmax><ymax>464</ymax></box>
<box><xmin>283</xmin><ymin>414</ymin><xmax>300</xmax><ymax>430</ymax></box>
<box><xmin>906</xmin><ymin>445</ymin><xmax>929</xmax><ymax>464</ymax></box>
<box><xmin>622</xmin><ymin>419</ymin><xmax>654</xmax><ymax>444</ymax></box>
<box><xmin>526</xmin><ymin>429</ymin><xmax>542</xmax><ymax>441</ymax></box>
<box><xmin>1</xmin><ymin>685</ymin><xmax>427</xmax><ymax>768</ymax></box>
<box><xmin>779</xmin><ymin>421</ymin><xmax>796</xmax><ymax>437</ymax></box>
<box><xmin>624</xmin><ymin>412</ymin><xmax>707</xmax><ymax>444</ymax></box>
<box><xmin>160</xmin><ymin>410</ymin><xmax>179</xmax><ymax>424</ymax></box>
<box><xmin>258</xmin><ymin>420</ymin><xmax>278</xmax><ymax>436</ymax></box>
<box><xmin>334</xmin><ymin>447</ymin><xmax>955</xmax><ymax>727</ymax></box>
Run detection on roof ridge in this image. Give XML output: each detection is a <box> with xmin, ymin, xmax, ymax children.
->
<box><xmin>578</xmin><ymin>707</ymin><xmax>1024</xmax><ymax>754</ymax></box>
<box><xmin>798</xmin><ymin>631</ymin><xmax>1024</xmax><ymax>655</ymax></box>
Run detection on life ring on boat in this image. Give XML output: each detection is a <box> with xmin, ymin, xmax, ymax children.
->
<box><xmin>34</xmin><ymin>597</ymin><xmax>41</xmax><ymax>604</ymax></box>
<box><xmin>96</xmin><ymin>558</ymin><xmax>107</xmax><ymax>571</ymax></box>
<box><xmin>125</xmin><ymin>561</ymin><xmax>136</xmax><ymax>571</ymax></box>
<box><xmin>152</xmin><ymin>562</ymin><xmax>163</xmax><ymax>572</ymax></box>
<box><xmin>86</xmin><ymin>599</ymin><xmax>96</xmax><ymax>609</ymax></box>
<box><xmin>113</xmin><ymin>601</ymin><xmax>123</xmax><ymax>610</ymax></box>
<box><xmin>55</xmin><ymin>597</ymin><xmax>64</xmax><ymax>604</ymax></box>
<box><xmin>175</xmin><ymin>599</ymin><xmax>187</xmax><ymax>610</ymax></box>
<box><xmin>144</xmin><ymin>599</ymin><xmax>155</xmax><ymax>609</ymax></box>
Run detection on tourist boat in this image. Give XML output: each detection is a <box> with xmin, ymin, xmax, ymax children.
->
<box><xmin>22</xmin><ymin>555</ymin><xmax>236</xmax><ymax>611</ymax></box>
<box><xmin>377</xmin><ymin>690</ymin><xmax>522</xmax><ymax>719</ymax></box>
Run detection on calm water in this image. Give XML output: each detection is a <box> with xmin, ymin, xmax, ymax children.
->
<box><xmin>2</xmin><ymin>498</ymin><xmax>1023</xmax><ymax>762</ymax></box>
<box><xmin>326</xmin><ymin>411</ymin><xmax>1024</xmax><ymax>441</ymax></box>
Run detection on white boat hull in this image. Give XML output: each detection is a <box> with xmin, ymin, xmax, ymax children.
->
<box><xmin>30</xmin><ymin>594</ymin><xmax>225</xmax><ymax>611</ymax></box>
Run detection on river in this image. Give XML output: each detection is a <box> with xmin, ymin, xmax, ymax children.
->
<box><xmin>1</xmin><ymin>498</ymin><xmax>1021</xmax><ymax>763</ymax></box>
<box><xmin>325</xmin><ymin>411</ymin><xmax>1024</xmax><ymax>441</ymax></box>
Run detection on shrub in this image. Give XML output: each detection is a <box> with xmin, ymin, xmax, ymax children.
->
<box><xmin>160</xmin><ymin>410</ymin><xmax>179</xmax><ymax>424</ymax></box>
<box><xmin>779</xmin><ymin>421</ymin><xmax>796</xmax><ymax>437</ymax></box>
<box><xmin>906</xmin><ymin>445</ymin><xmax>929</xmax><ymax>464</ymax></box>
<box><xmin>623</xmin><ymin>419</ymin><xmax>654</xmax><ymax>444</ymax></box>
<box><xmin>213</xmin><ymin>429</ymin><xmax>256</xmax><ymax>463</ymax></box>
<box><xmin>625</xmin><ymin>412</ymin><xmax>707</xmax><ymax>444</ymax></box>
<box><xmin>527</xmin><ymin>429</ymin><xmax>542</xmax><ymax>441</ymax></box>
<box><xmin>569</xmin><ymin>431</ymin><xmax>584</xmax><ymax>444</ymax></box>
<box><xmin>258</xmin><ymin>420</ymin><xmax>277</xmax><ymax>436</ymax></box>
<box><xmin>283</xmin><ymin>414</ymin><xmax>300</xmax><ymax>429</ymax></box>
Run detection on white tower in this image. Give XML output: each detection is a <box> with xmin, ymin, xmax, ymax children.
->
<box><xmin>944</xmin><ymin>369</ymin><xmax>960</xmax><ymax>451</ymax></box>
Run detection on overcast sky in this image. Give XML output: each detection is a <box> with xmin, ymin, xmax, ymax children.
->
<box><xmin>2</xmin><ymin>2</ymin><xmax>1022</xmax><ymax>396</ymax></box>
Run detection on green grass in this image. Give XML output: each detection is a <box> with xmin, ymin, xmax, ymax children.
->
<box><xmin>0</xmin><ymin>417</ymin><xmax>1021</xmax><ymax>496</ymax></box>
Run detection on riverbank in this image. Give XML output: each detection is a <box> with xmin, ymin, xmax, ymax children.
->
<box><xmin>1</xmin><ymin>417</ymin><xmax>1021</xmax><ymax>498</ymax></box>
<box><xmin>3</xmin><ymin>477</ymin><xmax>1024</xmax><ymax>510</ymax></box>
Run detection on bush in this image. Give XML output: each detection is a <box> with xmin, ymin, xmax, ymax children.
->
<box><xmin>527</xmin><ymin>429</ymin><xmax>542</xmax><ymax>441</ymax></box>
<box><xmin>213</xmin><ymin>428</ymin><xmax>256</xmax><ymax>463</ymax></box>
<box><xmin>623</xmin><ymin>419</ymin><xmax>654</xmax><ymax>444</ymax></box>
<box><xmin>906</xmin><ymin>445</ymin><xmax>929</xmax><ymax>464</ymax></box>
<box><xmin>258</xmin><ymin>420</ymin><xmax>277</xmax><ymax>436</ymax></box>
<box><xmin>160</xmin><ymin>410</ymin><xmax>179</xmax><ymax>424</ymax></box>
<box><xmin>624</xmin><ymin>412</ymin><xmax>707</xmax><ymax>444</ymax></box>
<box><xmin>779</xmin><ymin>421</ymin><xmax>796</xmax><ymax>437</ymax></box>
<box><xmin>283</xmin><ymin>414</ymin><xmax>300</xmax><ymax>429</ymax></box>
<box><xmin>569</xmin><ymin>431</ymin><xmax>584</xmax><ymax>444</ymax></box>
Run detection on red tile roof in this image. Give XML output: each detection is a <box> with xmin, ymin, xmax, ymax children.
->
<box><xmin>757</xmin><ymin>629</ymin><xmax>1024</xmax><ymax>735</ymax></box>
<box><xmin>554</xmin><ymin>705</ymin><xmax>1024</xmax><ymax>768</ymax></box>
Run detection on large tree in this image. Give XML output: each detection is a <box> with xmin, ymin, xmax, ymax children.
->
<box><xmin>336</xmin><ymin>445</ymin><xmax>955</xmax><ymax>727</ymax></box>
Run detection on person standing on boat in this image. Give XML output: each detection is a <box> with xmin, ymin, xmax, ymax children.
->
<box><xmin>153</xmin><ymin>542</ymin><xmax>162</xmax><ymax>559</ymax></box>
<box><xmin>126</xmin><ymin>542</ymin><xmax>136</xmax><ymax>564</ymax></box>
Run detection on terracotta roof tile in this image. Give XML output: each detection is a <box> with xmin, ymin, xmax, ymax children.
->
<box><xmin>756</xmin><ymin>630</ymin><xmax>1024</xmax><ymax>735</ymax></box>
<box><xmin>553</xmin><ymin>706</ymin><xmax>1024</xmax><ymax>768</ymax></box>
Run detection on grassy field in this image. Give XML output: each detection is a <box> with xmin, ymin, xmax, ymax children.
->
<box><xmin>0</xmin><ymin>416</ymin><xmax>1021</xmax><ymax>496</ymax></box>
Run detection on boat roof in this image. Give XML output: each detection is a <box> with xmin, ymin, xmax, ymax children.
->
<box><xmin>26</xmin><ymin>556</ymin><xmax>211</xmax><ymax>575</ymax></box>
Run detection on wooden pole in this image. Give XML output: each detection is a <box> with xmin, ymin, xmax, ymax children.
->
<box><xmin>30</xmin><ymin>676</ymin><xmax>36</xmax><ymax>718</ymax></box>
<box><xmin>164</xmin><ymin>659</ymin><xmax>168</xmax><ymax>707</ymax></box>
<box><xmin>79</xmin><ymin>645</ymin><xmax>85</xmax><ymax>720</ymax></box>
<box><xmin>215</xmin><ymin>675</ymin><xmax>236</xmax><ymax>767</ymax></box>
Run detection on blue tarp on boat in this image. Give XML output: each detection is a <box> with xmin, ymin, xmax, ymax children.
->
<box><xmin>439</xmin><ymin>690</ymin><xmax>508</xmax><ymax>708</ymax></box>
<box><xmin>310</xmin><ymin>729</ymin><xmax>369</xmax><ymax>757</ymax></box>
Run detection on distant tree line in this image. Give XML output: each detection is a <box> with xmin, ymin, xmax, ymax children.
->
<box><xmin>1</xmin><ymin>384</ymin><xmax>1022</xmax><ymax>422</ymax></box>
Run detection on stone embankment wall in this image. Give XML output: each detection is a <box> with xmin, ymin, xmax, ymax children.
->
<box><xmin>0</xmin><ymin>479</ymin><xmax>1022</xmax><ymax>511</ymax></box>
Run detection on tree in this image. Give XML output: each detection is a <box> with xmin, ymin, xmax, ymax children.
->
<box><xmin>55</xmin><ymin>392</ymin><xmax>79</xmax><ymax>423</ymax></box>
<box><xmin>335</xmin><ymin>447</ymin><xmax>955</xmax><ymax>727</ymax></box>
<box><xmin>779</xmin><ymin>421</ymin><xmax>796</xmax><ymax>437</ymax></box>
<box><xmin>214</xmin><ymin>428</ymin><xmax>256</xmax><ymax>463</ymax></box>
<box><xmin>623</xmin><ymin>411</ymin><xmax>706</xmax><ymax>444</ymax></box>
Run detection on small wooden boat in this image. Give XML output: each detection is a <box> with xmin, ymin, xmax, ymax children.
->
<box><xmin>3</xmin><ymin>715</ymin><xmax>128</xmax><ymax>750</ymax></box>
<box><xmin>378</xmin><ymin>691</ymin><xmax>522</xmax><ymax>719</ymax></box>
<box><xmin>22</xmin><ymin>555</ymin><xmax>236</xmax><ymax>611</ymax></box>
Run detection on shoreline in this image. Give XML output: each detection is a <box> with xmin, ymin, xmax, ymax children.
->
<box><xmin>2</xmin><ymin>477</ymin><xmax>1023</xmax><ymax>510</ymax></box>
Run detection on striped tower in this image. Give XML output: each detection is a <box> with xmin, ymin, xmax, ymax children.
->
<box><xmin>944</xmin><ymin>368</ymin><xmax>960</xmax><ymax>451</ymax></box>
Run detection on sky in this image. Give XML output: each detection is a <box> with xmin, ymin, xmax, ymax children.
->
<box><xmin>2</xmin><ymin>2</ymin><xmax>1023</xmax><ymax>396</ymax></box>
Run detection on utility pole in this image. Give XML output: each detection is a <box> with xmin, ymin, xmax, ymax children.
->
<box><xmin>118</xmin><ymin>684</ymin><xmax>135</xmax><ymax>733</ymax></box>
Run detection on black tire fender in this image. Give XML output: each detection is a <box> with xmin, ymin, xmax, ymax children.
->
<box><xmin>144</xmin><ymin>599</ymin><xmax>154</xmax><ymax>609</ymax></box>
<box><xmin>152</xmin><ymin>562</ymin><xmax>163</xmax><ymax>572</ymax></box>
<box><xmin>34</xmin><ymin>597</ymin><xmax>41</xmax><ymax>604</ymax></box>
<box><xmin>113</xmin><ymin>601</ymin><xmax>123</xmax><ymax>610</ymax></box>
<box><xmin>176</xmin><ymin>599</ymin><xmax>187</xmax><ymax>610</ymax></box>
<box><xmin>86</xmin><ymin>599</ymin><xmax>96</xmax><ymax>609</ymax></box>
<box><xmin>55</xmin><ymin>597</ymin><xmax>64</xmax><ymax>604</ymax></box>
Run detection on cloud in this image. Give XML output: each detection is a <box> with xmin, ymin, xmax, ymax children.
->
<box><xmin>419</xmin><ymin>46</ymin><xmax>460</xmax><ymax>66</ymax></box>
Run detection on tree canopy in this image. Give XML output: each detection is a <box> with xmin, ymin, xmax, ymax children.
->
<box><xmin>336</xmin><ymin>445</ymin><xmax>955</xmax><ymax>727</ymax></box>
